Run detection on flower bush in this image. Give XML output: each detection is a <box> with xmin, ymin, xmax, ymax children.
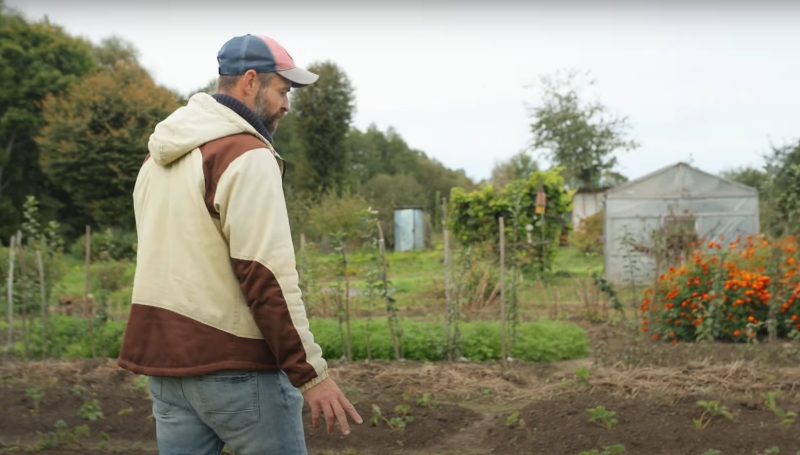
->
<box><xmin>640</xmin><ymin>235</ymin><xmax>800</xmax><ymax>344</ymax></box>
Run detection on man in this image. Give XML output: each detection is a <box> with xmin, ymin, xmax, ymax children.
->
<box><xmin>118</xmin><ymin>34</ymin><xmax>361</xmax><ymax>455</ymax></box>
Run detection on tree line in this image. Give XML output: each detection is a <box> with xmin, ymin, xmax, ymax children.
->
<box><xmin>0</xmin><ymin>6</ymin><xmax>473</xmax><ymax>246</ymax></box>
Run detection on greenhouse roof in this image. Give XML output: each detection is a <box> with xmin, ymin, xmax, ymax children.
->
<box><xmin>606</xmin><ymin>162</ymin><xmax>758</xmax><ymax>200</ymax></box>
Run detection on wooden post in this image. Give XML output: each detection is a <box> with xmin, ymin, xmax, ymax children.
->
<box><xmin>499</xmin><ymin>217</ymin><xmax>507</xmax><ymax>369</ymax></box>
<box><xmin>342</xmin><ymin>248</ymin><xmax>353</xmax><ymax>362</ymax></box>
<box><xmin>84</xmin><ymin>226</ymin><xmax>97</xmax><ymax>358</ymax></box>
<box><xmin>36</xmin><ymin>251</ymin><xmax>47</xmax><ymax>358</ymax></box>
<box><xmin>377</xmin><ymin>223</ymin><xmax>401</xmax><ymax>361</ymax></box>
<box><xmin>4</xmin><ymin>234</ymin><xmax>16</xmax><ymax>361</ymax></box>
<box><xmin>443</xmin><ymin>198</ymin><xmax>453</xmax><ymax>361</ymax></box>
<box><xmin>16</xmin><ymin>231</ymin><xmax>28</xmax><ymax>359</ymax></box>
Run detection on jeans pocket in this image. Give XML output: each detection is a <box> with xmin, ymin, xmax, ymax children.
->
<box><xmin>149</xmin><ymin>377</ymin><xmax>174</xmax><ymax>417</ymax></box>
<box><xmin>196</xmin><ymin>371</ymin><xmax>260</xmax><ymax>431</ymax></box>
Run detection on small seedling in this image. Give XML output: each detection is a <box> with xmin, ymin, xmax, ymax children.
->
<box><xmin>575</xmin><ymin>367</ymin><xmax>590</xmax><ymax>386</ymax></box>
<box><xmin>117</xmin><ymin>408</ymin><xmax>134</xmax><ymax>416</ymax></box>
<box><xmin>586</xmin><ymin>406</ymin><xmax>618</xmax><ymax>430</ymax></box>
<box><xmin>25</xmin><ymin>388</ymin><xmax>45</xmax><ymax>413</ymax></box>
<box><xmin>417</xmin><ymin>393</ymin><xmax>439</xmax><ymax>409</ymax></box>
<box><xmin>760</xmin><ymin>447</ymin><xmax>780</xmax><ymax>455</ymax></box>
<box><xmin>370</xmin><ymin>404</ymin><xmax>413</xmax><ymax>431</ymax></box>
<box><xmin>133</xmin><ymin>375</ymin><xmax>149</xmax><ymax>394</ymax></box>
<box><xmin>579</xmin><ymin>444</ymin><xmax>625</xmax><ymax>455</ymax></box>
<box><xmin>694</xmin><ymin>400</ymin><xmax>733</xmax><ymax>430</ymax></box>
<box><xmin>762</xmin><ymin>392</ymin><xmax>797</xmax><ymax>427</ymax></box>
<box><xmin>72</xmin><ymin>385</ymin><xmax>84</xmax><ymax>395</ymax></box>
<box><xmin>505</xmin><ymin>410</ymin><xmax>526</xmax><ymax>429</ymax></box>
<box><xmin>77</xmin><ymin>399</ymin><xmax>104</xmax><ymax>421</ymax></box>
<box><xmin>701</xmin><ymin>450</ymin><xmax>722</xmax><ymax>455</ymax></box>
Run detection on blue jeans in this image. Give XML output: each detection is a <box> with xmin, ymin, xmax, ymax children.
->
<box><xmin>149</xmin><ymin>370</ymin><xmax>308</xmax><ymax>455</ymax></box>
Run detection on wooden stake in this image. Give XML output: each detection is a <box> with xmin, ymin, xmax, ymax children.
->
<box><xmin>4</xmin><ymin>234</ymin><xmax>16</xmax><ymax>361</ymax></box>
<box><xmin>499</xmin><ymin>217</ymin><xmax>507</xmax><ymax>369</ymax></box>
<box><xmin>377</xmin><ymin>223</ymin><xmax>401</xmax><ymax>361</ymax></box>
<box><xmin>443</xmin><ymin>197</ymin><xmax>453</xmax><ymax>361</ymax></box>
<box><xmin>16</xmin><ymin>231</ymin><xmax>28</xmax><ymax>359</ymax></box>
<box><xmin>342</xmin><ymin>247</ymin><xmax>353</xmax><ymax>362</ymax></box>
<box><xmin>84</xmin><ymin>226</ymin><xmax>97</xmax><ymax>358</ymax></box>
<box><xmin>36</xmin><ymin>251</ymin><xmax>47</xmax><ymax>358</ymax></box>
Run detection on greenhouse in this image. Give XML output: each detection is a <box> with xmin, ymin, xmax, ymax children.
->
<box><xmin>603</xmin><ymin>162</ymin><xmax>760</xmax><ymax>285</ymax></box>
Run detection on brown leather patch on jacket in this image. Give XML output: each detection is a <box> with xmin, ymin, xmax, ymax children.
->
<box><xmin>231</xmin><ymin>258</ymin><xmax>318</xmax><ymax>388</ymax></box>
<box><xmin>118</xmin><ymin>304</ymin><xmax>278</xmax><ymax>377</ymax></box>
<box><xmin>200</xmin><ymin>134</ymin><xmax>267</xmax><ymax>216</ymax></box>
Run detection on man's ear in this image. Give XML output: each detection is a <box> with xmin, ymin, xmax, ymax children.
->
<box><xmin>239</xmin><ymin>70</ymin><xmax>259</xmax><ymax>96</ymax></box>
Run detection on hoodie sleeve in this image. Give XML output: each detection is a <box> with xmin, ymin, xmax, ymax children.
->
<box><xmin>213</xmin><ymin>145</ymin><xmax>328</xmax><ymax>392</ymax></box>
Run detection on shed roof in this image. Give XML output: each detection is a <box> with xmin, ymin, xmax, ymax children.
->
<box><xmin>606</xmin><ymin>162</ymin><xmax>757</xmax><ymax>200</ymax></box>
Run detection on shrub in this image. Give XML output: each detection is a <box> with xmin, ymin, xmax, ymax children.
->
<box><xmin>572</xmin><ymin>211</ymin><xmax>603</xmax><ymax>255</ymax></box>
<box><xmin>641</xmin><ymin>235</ymin><xmax>800</xmax><ymax>343</ymax></box>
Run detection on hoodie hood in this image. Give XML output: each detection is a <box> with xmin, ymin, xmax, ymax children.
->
<box><xmin>148</xmin><ymin>93</ymin><xmax>274</xmax><ymax>166</ymax></box>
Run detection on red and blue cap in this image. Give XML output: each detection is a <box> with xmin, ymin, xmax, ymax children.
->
<box><xmin>217</xmin><ymin>34</ymin><xmax>318</xmax><ymax>88</ymax></box>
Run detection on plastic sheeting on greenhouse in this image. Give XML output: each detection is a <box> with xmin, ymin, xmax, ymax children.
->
<box><xmin>603</xmin><ymin>162</ymin><xmax>759</xmax><ymax>285</ymax></box>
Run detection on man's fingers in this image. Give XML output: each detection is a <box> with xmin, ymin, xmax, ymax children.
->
<box><xmin>322</xmin><ymin>401</ymin><xmax>335</xmax><ymax>435</ymax></box>
<box><xmin>332</xmin><ymin>400</ymin><xmax>350</xmax><ymax>435</ymax></box>
<box><xmin>310</xmin><ymin>401</ymin><xmax>320</xmax><ymax>430</ymax></box>
<box><xmin>339</xmin><ymin>395</ymin><xmax>363</xmax><ymax>424</ymax></box>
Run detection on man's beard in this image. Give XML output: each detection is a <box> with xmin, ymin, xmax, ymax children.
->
<box><xmin>254</xmin><ymin>88</ymin><xmax>280</xmax><ymax>135</ymax></box>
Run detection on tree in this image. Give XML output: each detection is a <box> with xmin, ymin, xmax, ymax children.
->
<box><xmin>92</xmin><ymin>35</ymin><xmax>139</xmax><ymax>67</ymax></box>
<box><xmin>490</xmin><ymin>151</ymin><xmax>539</xmax><ymax>189</ymax></box>
<box><xmin>528</xmin><ymin>70</ymin><xmax>638</xmax><ymax>190</ymax></box>
<box><xmin>360</xmin><ymin>173</ymin><xmax>427</xmax><ymax>241</ymax></box>
<box><xmin>291</xmin><ymin>61</ymin><xmax>355</xmax><ymax>197</ymax></box>
<box><xmin>0</xmin><ymin>12</ymin><xmax>95</xmax><ymax>240</ymax></box>
<box><xmin>36</xmin><ymin>61</ymin><xmax>180</xmax><ymax>229</ymax></box>
<box><xmin>349</xmin><ymin>125</ymin><xmax>420</xmax><ymax>185</ymax></box>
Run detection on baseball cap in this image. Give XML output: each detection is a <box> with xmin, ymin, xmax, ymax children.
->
<box><xmin>217</xmin><ymin>34</ymin><xmax>318</xmax><ymax>88</ymax></box>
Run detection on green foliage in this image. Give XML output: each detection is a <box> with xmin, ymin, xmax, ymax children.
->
<box><xmin>0</xmin><ymin>11</ymin><xmax>96</xmax><ymax>241</ymax></box>
<box><xmin>68</xmin><ymin>229</ymin><xmax>137</xmax><ymax>262</ymax></box>
<box><xmin>298</xmin><ymin>189</ymin><xmax>370</xmax><ymax>246</ymax></box>
<box><xmin>574</xmin><ymin>367</ymin><xmax>590</xmax><ymax>386</ymax></box>
<box><xmin>586</xmin><ymin>406</ymin><xmax>618</xmax><ymax>430</ymax></box>
<box><xmin>762</xmin><ymin>391</ymin><xmax>797</xmax><ymax>427</ymax></box>
<box><xmin>449</xmin><ymin>168</ymin><xmax>574</xmax><ymax>270</ymax></box>
<box><xmin>291</xmin><ymin>61</ymin><xmax>356</xmax><ymax>196</ymax></box>
<box><xmin>310</xmin><ymin>318</ymin><xmax>589</xmax><ymax>362</ymax></box>
<box><xmin>30</xmin><ymin>420</ymin><xmax>91</xmax><ymax>451</ymax></box>
<box><xmin>8</xmin><ymin>315</ymin><xmax>126</xmax><ymax>360</ymax></box>
<box><xmin>572</xmin><ymin>211</ymin><xmax>603</xmax><ymax>255</ymax></box>
<box><xmin>491</xmin><ymin>151</ymin><xmax>539</xmax><ymax>189</ymax></box>
<box><xmin>36</xmin><ymin>60</ymin><xmax>180</xmax><ymax>229</ymax></box>
<box><xmin>91</xmin><ymin>35</ymin><xmax>139</xmax><ymax>67</ymax></box>
<box><xmin>694</xmin><ymin>400</ymin><xmax>734</xmax><ymax>430</ymax></box>
<box><xmin>505</xmin><ymin>410</ymin><xmax>526</xmax><ymax>428</ymax></box>
<box><xmin>528</xmin><ymin>69</ymin><xmax>638</xmax><ymax>190</ymax></box>
<box><xmin>370</xmin><ymin>404</ymin><xmax>413</xmax><ymax>431</ymax></box>
<box><xmin>77</xmin><ymin>399</ymin><xmax>103</xmax><ymax>421</ymax></box>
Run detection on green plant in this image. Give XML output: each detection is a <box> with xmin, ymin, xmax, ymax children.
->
<box><xmin>574</xmin><ymin>367</ymin><xmax>590</xmax><ymax>386</ymax></box>
<box><xmin>370</xmin><ymin>404</ymin><xmax>413</xmax><ymax>431</ymax></box>
<box><xmin>572</xmin><ymin>211</ymin><xmax>604</xmax><ymax>255</ymax></box>
<box><xmin>701</xmin><ymin>450</ymin><xmax>721</xmax><ymax>455</ymax></box>
<box><xmin>25</xmin><ymin>387</ymin><xmax>44</xmax><ymax>413</ymax></box>
<box><xmin>505</xmin><ymin>410</ymin><xmax>526</xmax><ymax>429</ymax></box>
<box><xmin>416</xmin><ymin>392</ymin><xmax>439</xmax><ymax>409</ymax></box>
<box><xmin>77</xmin><ymin>399</ymin><xmax>104</xmax><ymax>421</ymax></box>
<box><xmin>586</xmin><ymin>406</ymin><xmax>618</xmax><ymax>430</ymax></box>
<box><xmin>694</xmin><ymin>400</ymin><xmax>733</xmax><ymax>429</ymax></box>
<box><xmin>578</xmin><ymin>444</ymin><xmax>626</xmax><ymax>455</ymax></box>
<box><xmin>762</xmin><ymin>391</ymin><xmax>797</xmax><ymax>427</ymax></box>
<box><xmin>32</xmin><ymin>420</ymin><xmax>90</xmax><ymax>451</ymax></box>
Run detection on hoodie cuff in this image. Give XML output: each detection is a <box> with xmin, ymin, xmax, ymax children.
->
<box><xmin>297</xmin><ymin>369</ymin><xmax>329</xmax><ymax>393</ymax></box>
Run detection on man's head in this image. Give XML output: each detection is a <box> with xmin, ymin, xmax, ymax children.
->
<box><xmin>215</xmin><ymin>35</ymin><xmax>318</xmax><ymax>134</ymax></box>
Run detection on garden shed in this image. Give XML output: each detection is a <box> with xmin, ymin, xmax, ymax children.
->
<box><xmin>394</xmin><ymin>206</ymin><xmax>426</xmax><ymax>252</ymax></box>
<box><xmin>603</xmin><ymin>162</ymin><xmax>759</xmax><ymax>285</ymax></box>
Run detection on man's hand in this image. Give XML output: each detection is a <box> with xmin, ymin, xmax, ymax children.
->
<box><xmin>303</xmin><ymin>377</ymin><xmax>362</xmax><ymax>436</ymax></box>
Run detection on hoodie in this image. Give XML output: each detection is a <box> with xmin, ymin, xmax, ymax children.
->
<box><xmin>117</xmin><ymin>93</ymin><xmax>328</xmax><ymax>392</ymax></box>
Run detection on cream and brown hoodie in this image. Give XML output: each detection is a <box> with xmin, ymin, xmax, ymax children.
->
<box><xmin>118</xmin><ymin>93</ymin><xmax>328</xmax><ymax>392</ymax></box>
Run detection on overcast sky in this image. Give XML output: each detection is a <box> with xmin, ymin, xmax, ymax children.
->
<box><xmin>9</xmin><ymin>0</ymin><xmax>800</xmax><ymax>183</ymax></box>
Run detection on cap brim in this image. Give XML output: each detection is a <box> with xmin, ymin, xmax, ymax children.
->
<box><xmin>278</xmin><ymin>67</ymin><xmax>319</xmax><ymax>88</ymax></box>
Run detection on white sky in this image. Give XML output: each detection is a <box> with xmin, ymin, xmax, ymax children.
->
<box><xmin>10</xmin><ymin>0</ymin><xmax>800</xmax><ymax>183</ymax></box>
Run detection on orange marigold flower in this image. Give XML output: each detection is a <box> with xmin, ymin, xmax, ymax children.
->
<box><xmin>792</xmin><ymin>315</ymin><xmax>799</xmax><ymax>321</ymax></box>
<box><xmin>733</xmin><ymin>330</ymin><xmax>741</xmax><ymax>337</ymax></box>
<box><xmin>672</xmin><ymin>339</ymin><xmax>678</xmax><ymax>345</ymax></box>
<box><xmin>651</xmin><ymin>334</ymin><xmax>660</xmax><ymax>340</ymax></box>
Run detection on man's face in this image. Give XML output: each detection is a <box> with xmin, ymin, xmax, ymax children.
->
<box><xmin>254</xmin><ymin>75</ymin><xmax>291</xmax><ymax>135</ymax></box>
